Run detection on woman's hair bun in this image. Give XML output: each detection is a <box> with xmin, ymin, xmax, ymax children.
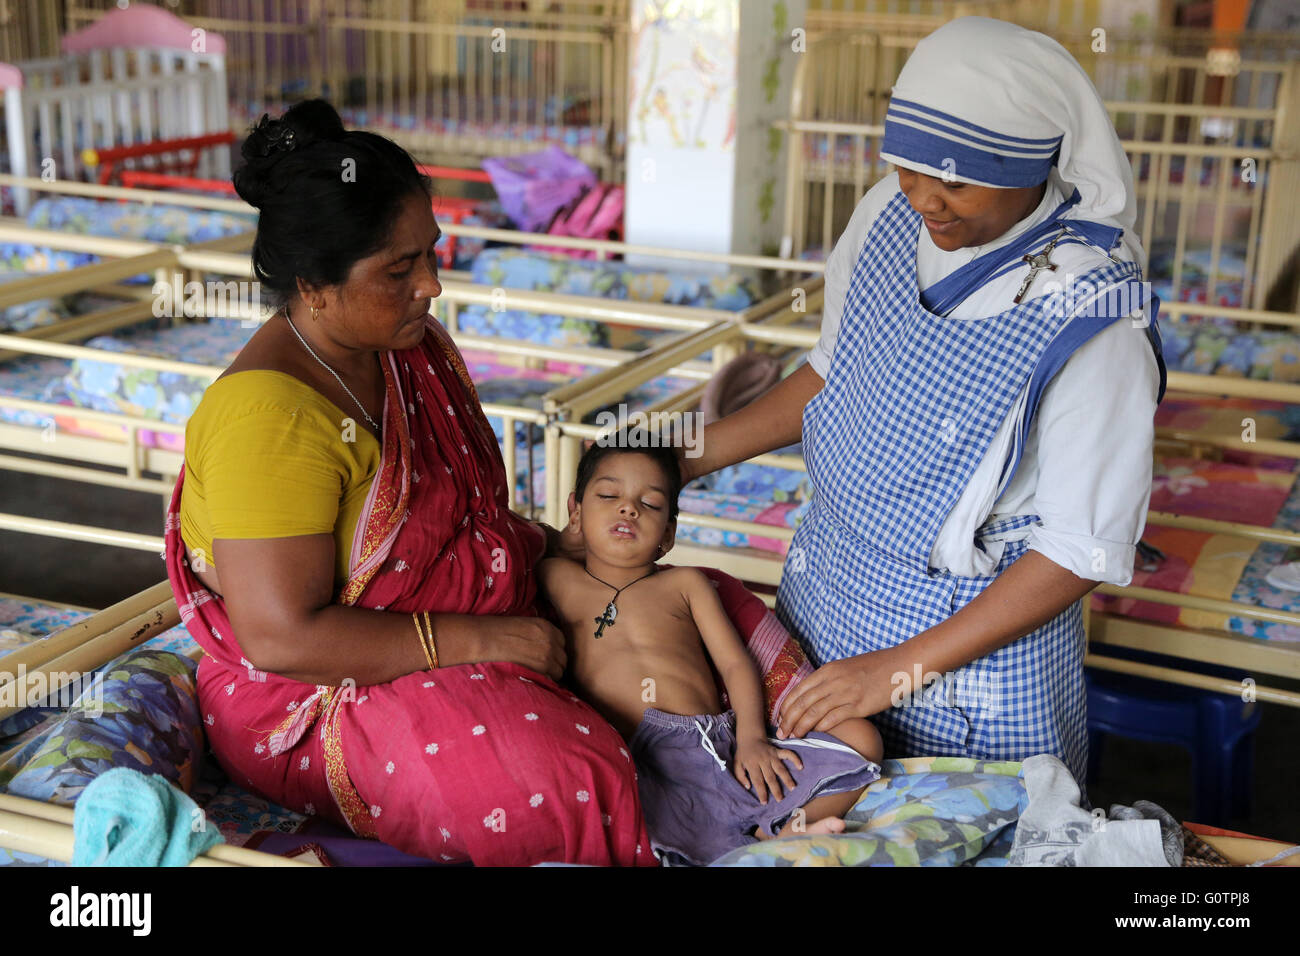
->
<box><xmin>232</xmin><ymin>97</ymin><xmax>430</xmax><ymax>309</ymax></box>
<box><xmin>233</xmin><ymin>99</ymin><xmax>347</xmax><ymax>207</ymax></box>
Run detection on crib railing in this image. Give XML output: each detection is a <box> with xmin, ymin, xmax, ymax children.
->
<box><xmin>0</xmin><ymin>0</ymin><xmax>61</xmax><ymax>63</ymax></box>
<box><xmin>0</xmin><ymin>178</ymin><xmax>781</xmax><ymax>531</ymax></box>
<box><xmin>1</xmin><ymin>45</ymin><xmax>231</xmax><ymax>214</ymax></box>
<box><xmin>779</xmin><ymin>45</ymin><xmax>1300</xmax><ymax>314</ymax></box>
<box><xmin>64</xmin><ymin>0</ymin><xmax>630</xmax><ymax>179</ymax></box>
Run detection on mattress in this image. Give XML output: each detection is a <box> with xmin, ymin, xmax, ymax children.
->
<box><xmin>0</xmin><ymin>317</ymin><xmax>257</xmax><ymax>453</ymax></box>
<box><xmin>0</xmin><ymin>195</ymin><xmax>256</xmax><ymax>335</ymax></box>
<box><xmin>1149</xmin><ymin>242</ymin><xmax>1249</xmax><ymax>312</ymax></box>
<box><xmin>1093</xmin><ymin>450</ymin><xmax>1300</xmax><ymax>642</ymax></box>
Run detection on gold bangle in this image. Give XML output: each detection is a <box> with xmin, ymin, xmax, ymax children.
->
<box><xmin>422</xmin><ymin>611</ymin><xmax>439</xmax><ymax>669</ymax></box>
<box><xmin>414</xmin><ymin>612</ymin><xmax>436</xmax><ymax>670</ymax></box>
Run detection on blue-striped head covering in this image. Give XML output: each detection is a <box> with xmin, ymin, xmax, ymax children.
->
<box><xmin>881</xmin><ymin>17</ymin><xmax>1140</xmax><ymax>260</ymax></box>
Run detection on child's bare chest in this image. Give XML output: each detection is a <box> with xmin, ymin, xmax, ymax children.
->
<box><xmin>563</xmin><ymin>580</ymin><xmax>693</xmax><ymax>650</ymax></box>
<box><xmin>561</xmin><ymin>579</ymin><xmax>721</xmax><ymax>727</ymax></box>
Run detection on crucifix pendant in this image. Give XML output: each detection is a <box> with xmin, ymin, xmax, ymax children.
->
<box><xmin>593</xmin><ymin>601</ymin><xmax>618</xmax><ymax>639</ymax></box>
<box><xmin>1013</xmin><ymin>230</ymin><xmax>1065</xmax><ymax>305</ymax></box>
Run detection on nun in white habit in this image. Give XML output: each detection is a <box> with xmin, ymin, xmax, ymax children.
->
<box><xmin>679</xmin><ymin>17</ymin><xmax>1166</xmax><ymax>790</ymax></box>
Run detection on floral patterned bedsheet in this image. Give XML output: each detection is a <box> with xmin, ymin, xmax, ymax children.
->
<box><xmin>1093</xmin><ymin>453</ymin><xmax>1300</xmax><ymax>642</ymax></box>
<box><xmin>710</xmin><ymin>757</ymin><xmax>1025</xmax><ymax>867</ymax></box>
<box><xmin>458</xmin><ymin>247</ymin><xmax>758</xmax><ymax>349</ymax></box>
<box><xmin>0</xmin><ymin>195</ymin><xmax>255</xmax><ymax>335</ymax></box>
<box><xmin>0</xmin><ymin>595</ymin><xmax>314</xmax><ymax>866</ymax></box>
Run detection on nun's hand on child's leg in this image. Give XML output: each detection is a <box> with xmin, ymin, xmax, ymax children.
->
<box><xmin>776</xmin><ymin>647</ymin><xmax>902</xmax><ymax>740</ymax></box>
<box><xmin>733</xmin><ymin>737</ymin><xmax>802</xmax><ymax>804</ymax></box>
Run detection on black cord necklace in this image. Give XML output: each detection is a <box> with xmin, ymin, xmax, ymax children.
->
<box><xmin>585</xmin><ymin>565</ymin><xmax>657</xmax><ymax>638</ymax></box>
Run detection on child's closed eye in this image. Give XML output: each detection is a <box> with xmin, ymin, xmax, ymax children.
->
<box><xmin>598</xmin><ymin>493</ymin><xmax>661</xmax><ymax>510</ymax></box>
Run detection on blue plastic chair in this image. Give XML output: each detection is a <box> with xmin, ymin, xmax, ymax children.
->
<box><xmin>1085</xmin><ymin>668</ymin><xmax>1261</xmax><ymax>826</ymax></box>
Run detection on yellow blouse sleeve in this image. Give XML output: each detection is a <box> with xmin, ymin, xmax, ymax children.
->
<box><xmin>200</xmin><ymin>404</ymin><xmax>346</xmax><ymax>540</ymax></box>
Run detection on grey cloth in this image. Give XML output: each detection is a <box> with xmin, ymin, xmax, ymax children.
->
<box><xmin>1106</xmin><ymin>800</ymin><xmax>1184</xmax><ymax>866</ymax></box>
<box><xmin>1010</xmin><ymin>754</ymin><xmax>1179</xmax><ymax>866</ymax></box>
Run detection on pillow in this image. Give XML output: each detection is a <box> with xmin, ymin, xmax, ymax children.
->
<box><xmin>3</xmin><ymin>648</ymin><xmax>203</xmax><ymax>806</ymax></box>
<box><xmin>709</xmin><ymin>756</ymin><xmax>1025</xmax><ymax>866</ymax></box>
<box><xmin>62</xmin><ymin>318</ymin><xmax>257</xmax><ymax>423</ymax></box>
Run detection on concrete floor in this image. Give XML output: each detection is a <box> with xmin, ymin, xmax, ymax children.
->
<box><xmin>2</xmin><ymin>462</ymin><xmax>1297</xmax><ymax>844</ymax></box>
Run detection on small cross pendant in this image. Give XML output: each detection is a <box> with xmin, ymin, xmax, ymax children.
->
<box><xmin>593</xmin><ymin>601</ymin><xmax>617</xmax><ymax>639</ymax></box>
<box><xmin>1013</xmin><ymin>232</ymin><xmax>1064</xmax><ymax>304</ymax></box>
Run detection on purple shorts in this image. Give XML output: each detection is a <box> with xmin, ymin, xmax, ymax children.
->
<box><xmin>629</xmin><ymin>708</ymin><xmax>881</xmax><ymax>866</ymax></box>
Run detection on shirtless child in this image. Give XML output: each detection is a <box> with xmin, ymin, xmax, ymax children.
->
<box><xmin>538</xmin><ymin>432</ymin><xmax>883</xmax><ymax>865</ymax></box>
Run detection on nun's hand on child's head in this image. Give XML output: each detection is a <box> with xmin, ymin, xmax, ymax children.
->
<box><xmin>776</xmin><ymin>648</ymin><xmax>900</xmax><ymax>740</ymax></box>
<box><xmin>733</xmin><ymin>737</ymin><xmax>802</xmax><ymax>804</ymax></box>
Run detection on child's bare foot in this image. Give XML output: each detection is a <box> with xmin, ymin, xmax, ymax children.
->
<box><xmin>769</xmin><ymin>815</ymin><xmax>847</xmax><ymax>839</ymax></box>
<box><xmin>805</xmin><ymin>816</ymin><xmax>847</xmax><ymax>836</ymax></box>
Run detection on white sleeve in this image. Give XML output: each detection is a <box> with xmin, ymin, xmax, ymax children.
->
<box><xmin>1024</xmin><ymin>298</ymin><xmax>1160</xmax><ymax>586</ymax></box>
<box><xmin>808</xmin><ymin>176</ymin><xmax>898</xmax><ymax>380</ymax></box>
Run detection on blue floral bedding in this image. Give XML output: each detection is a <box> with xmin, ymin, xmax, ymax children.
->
<box><xmin>0</xmin><ymin>195</ymin><xmax>256</xmax><ymax>334</ymax></box>
<box><xmin>63</xmin><ymin>318</ymin><xmax>256</xmax><ymax>424</ymax></box>
<box><xmin>1148</xmin><ymin>242</ymin><xmax>1247</xmax><ymax>311</ymax></box>
<box><xmin>456</xmin><ymin>247</ymin><xmax>759</xmax><ymax>348</ymax></box>
<box><xmin>1159</xmin><ymin>317</ymin><xmax>1300</xmax><ymax>382</ymax></box>
<box><xmin>710</xmin><ymin>757</ymin><xmax>1026</xmax><ymax>867</ymax></box>
<box><xmin>0</xmin><ymin>592</ymin><xmax>1030</xmax><ymax>868</ymax></box>
<box><xmin>0</xmin><ymin>595</ymin><xmax>310</xmax><ymax>866</ymax></box>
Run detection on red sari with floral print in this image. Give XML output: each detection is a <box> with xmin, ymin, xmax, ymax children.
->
<box><xmin>164</xmin><ymin>316</ymin><xmax>654</xmax><ymax>865</ymax></box>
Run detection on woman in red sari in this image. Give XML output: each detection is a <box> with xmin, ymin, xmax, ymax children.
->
<box><xmin>164</xmin><ymin>100</ymin><xmax>652</xmax><ymax>865</ymax></box>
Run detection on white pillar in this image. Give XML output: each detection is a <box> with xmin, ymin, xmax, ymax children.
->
<box><xmin>624</xmin><ymin>0</ymin><xmax>806</xmax><ymax>269</ymax></box>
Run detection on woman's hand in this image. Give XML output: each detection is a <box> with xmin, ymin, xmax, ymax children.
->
<box><xmin>559</xmin><ymin>492</ymin><xmax>586</xmax><ymax>562</ymax></box>
<box><xmin>464</xmin><ymin>615</ymin><xmax>567</xmax><ymax>682</ymax></box>
<box><xmin>776</xmin><ymin>647</ymin><xmax>902</xmax><ymax>739</ymax></box>
<box><xmin>534</xmin><ymin>494</ymin><xmax>586</xmax><ymax>564</ymax></box>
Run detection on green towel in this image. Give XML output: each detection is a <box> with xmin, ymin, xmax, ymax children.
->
<box><xmin>72</xmin><ymin>767</ymin><xmax>224</xmax><ymax>866</ymax></box>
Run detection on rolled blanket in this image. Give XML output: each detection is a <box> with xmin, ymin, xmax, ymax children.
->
<box><xmin>72</xmin><ymin>766</ymin><xmax>224</xmax><ymax>866</ymax></box>
<box><xmin>701</xmin><ymin>352</ymin><xmax>784</xmax><ymax>426</ymax></box>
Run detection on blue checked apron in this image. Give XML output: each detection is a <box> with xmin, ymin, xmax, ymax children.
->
<box><xmin>777</xmin><ymin>191</ymin><xmax>1155</xmax><ymax>788</ymax></box>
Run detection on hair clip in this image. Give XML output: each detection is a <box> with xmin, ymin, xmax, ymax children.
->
<box><xmin>253</xmin><ymin>114</ymin><xmax>298</xmax><ymax>157</ymax></box>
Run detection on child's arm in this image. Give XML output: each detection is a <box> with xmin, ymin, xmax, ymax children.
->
<box><xmin>683</xmin><ymin>570</ymin><xmax>804</xmax><ymax>804</ymax></box>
